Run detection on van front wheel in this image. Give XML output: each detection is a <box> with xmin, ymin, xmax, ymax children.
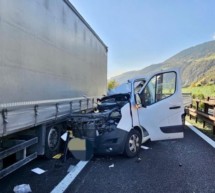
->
<box><xmin>124</xmin><ymin>129</ymin><xmax>141</xmax><ymax>157</ymax></box>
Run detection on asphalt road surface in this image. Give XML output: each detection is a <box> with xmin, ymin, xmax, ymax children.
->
<box><xmin>67</xmin><ymin>126</ymin><xmax>215</xmax><ymax>193</ymax></box>
<box><xmin>1</xmin><ymin>126</ymin><xmax>215</xmax><ymax>193</ymax></box>
<box><xmin>0</xmin><ymin>155</ymin><xmax>79</xmax><ymax>193</ymax></box>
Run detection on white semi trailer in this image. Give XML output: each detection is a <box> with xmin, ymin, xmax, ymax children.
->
<box><xmin>0</xmin><ymin>0</ymin><xmax>107</xmax><ymax>178</ymax></box>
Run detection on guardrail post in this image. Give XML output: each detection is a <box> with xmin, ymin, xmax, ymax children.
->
<box><xmin>195</xmin><ymin>101</ymin><xmax>199</xmax><ymax>123</ymax></box>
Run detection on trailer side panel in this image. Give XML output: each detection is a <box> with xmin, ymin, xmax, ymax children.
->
<box><xmin>0</xmin><ymin>0</ymin><xmax>107</xmax><ymax>104</ymax></box>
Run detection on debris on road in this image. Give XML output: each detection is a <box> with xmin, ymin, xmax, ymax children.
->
<box><xmin>13</xmin><ymin>184</ymin><xmax>32</xmax><ymax>193</ymax></box>
<box><xmin>141</xmin><ymin>145</ymin><xmax>151</xmax><ymax>150</ymax></box>
<box><xmin>179</xmin><ymin>163</ymin><xmax>182</xmax><ymax>167</ymax></box>
<box><xmin>135</xmin><ymin>157</ymin><xmax>142</xmax><ymax>163</ymax></box>
<box><xmin>61</xmin><ymin>132</ymin><xmax>68</xmax><ymax>141</ymax></box>
<box><xmin>31</xmin><ymin>167</ymin><xmax>46</xmax><ymax>175</ymax></box>
<box><xmin>52</xmin><ymin>153</ymin><xmax>63</xmax><ymax>159</ymax></box>
<box><xmin>109</xmin><ymin>164</ymin><xmax>114</xmax><ymax>168</ymax></box>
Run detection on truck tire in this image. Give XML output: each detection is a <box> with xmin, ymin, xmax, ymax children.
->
<box><xmin>45</xmin><ymin>126</ymin><xmax>61</xmax><ymax>159</ymax></box>
<box><xmin>124</xmin><ymin>129</ymin><xmax>141</xmax><ymax>157</ymax></box>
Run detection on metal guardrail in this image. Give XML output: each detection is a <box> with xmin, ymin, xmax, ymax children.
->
<box><xmin>188</xmin><ymin>97</ymin><xmax>215</xmax><ymax>134</ymax></box>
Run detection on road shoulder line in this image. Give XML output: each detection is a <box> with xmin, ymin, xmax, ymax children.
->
<box><xmin>51</xmin><ymin>160</ymin><xmax>89</xmax><ymax>193</ymax></box>
<box><xmin>186</xmin><ymin>121</ymin><xmax>215</xmax><ymax>148</ymax></box>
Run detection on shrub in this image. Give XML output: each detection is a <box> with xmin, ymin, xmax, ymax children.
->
<box><xmin>108</xmin><ymin>79</ymin><xmax>119</xmax><ymax>90</ymax></box>
<box><xmin>197</xmin><ymin>94</ymin><xmax>205</xmax><ymax>100</ymax></box>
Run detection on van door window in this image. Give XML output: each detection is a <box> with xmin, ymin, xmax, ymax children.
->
<box><xmin>143</xmin><ymin>76</ymin><xmax>156</xmax><ymax>106</ymax></box>
<box><xmin>134</xmin><ymin>80</ymin><xmax>145</xmax><ymax>105</ymax></box>
<box><xmin>141</xmin><ymin>72</ymin><xmax>176</xmax><ymax>106</ymax></box>
<box><xmin>134</xmin><ymin>80</ymin><xmax>145</xmax><ymax>94</ymax></box>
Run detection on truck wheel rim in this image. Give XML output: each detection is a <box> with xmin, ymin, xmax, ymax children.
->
<box><xmin>129</xmin><ymin>134</ymin><xmax>140</xmax><ymax>153</ymax></box>
<box><xmin>48</xmin><ymin>128</ymin><xmax>58</xmax><ymax>149</ymax></box>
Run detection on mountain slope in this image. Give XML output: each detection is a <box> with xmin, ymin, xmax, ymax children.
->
<box><xmin>111</xmin><ymin>40</ymin><xmax>215</xmax><ymax>87</ymax></box>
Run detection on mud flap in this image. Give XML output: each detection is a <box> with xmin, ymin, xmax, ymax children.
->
<box><xmin>68</xmin><ymin>138</ymin><xmax>94</xmax><ymax>161</ymax></box>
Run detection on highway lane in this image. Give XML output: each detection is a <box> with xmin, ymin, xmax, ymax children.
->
<box><xmin>66</xmin><ymin>126</ymin><xmax>215</xmax><ymax>193</ymax></box>
<box><xmin>1</xmin><ymin>126</ymin><xmax>215</xmax><ymax>193</ymax></box>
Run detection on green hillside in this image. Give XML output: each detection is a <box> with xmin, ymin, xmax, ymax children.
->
<box><xmin>183</xmin><ymin>85</ymin><xmax>215</xmax><ymax>98</ymax></box>
<box><xmin>111</xmin><ymin>40</ymin><xmax>215</xmax><ymax>87</ymax></box>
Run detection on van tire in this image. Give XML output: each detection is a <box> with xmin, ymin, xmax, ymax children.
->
<box><xmin>124</xmin><ymin>129</ymin><xmax>141</xmax><ymax>157</ymax></box>
<box><xmin>45</xmin><ymin>126</ymin><xmax>61</xmax><ymax>159</ymax></box>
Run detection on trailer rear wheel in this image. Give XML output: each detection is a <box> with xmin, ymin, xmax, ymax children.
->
<box><xmin>124</xmin><ymin>129</ymin><xmax>141</xmax><ymax>157</ymax></box>
<box><xmin>45</xmin><ymin>126</ymin><xmax>61</xmax><ymax>158</ymax></box>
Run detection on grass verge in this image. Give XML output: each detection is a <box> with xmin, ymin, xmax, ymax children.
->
<box><xmin>186</xmin><ymin>117</ymin><xmax>215</xmax><ymax>141</ymax></box>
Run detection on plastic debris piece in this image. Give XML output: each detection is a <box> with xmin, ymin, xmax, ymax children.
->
<box><xmin>109</xmin><ymin>164</ymin><xmax>114</xmax><ymax>168</ymax></box>
<box><xmin>31</xmin><ymin>167</ymin><xmax>46</xmax><ymax>175</ymax></box>
<box><xmin>13</xmin><ymin>184</ymin><xmax>32</xmax><ymax>193</ymax></box>
<box><xmin>61</xmin><ymin>132</ymin><xmax>68</xmax><ymax>141</ymax></box>
<box><xmin>141</xmin><ymin>145</ymin><xmax>150</xmax><ymax>150</ymax></box>
<box><xmin>52</xmin><ymin>153</ymin><xmax>63</xmax><ymax>159</ymax></box>
<box><xmin>67</xmin><ymin>165</ymin><xmax>75</xmax><ymax>173</ymax></box>
<box><xmin>136</xmin><ymin>157</ymin><xmax>141</xmax><ymax>163</ymax></box>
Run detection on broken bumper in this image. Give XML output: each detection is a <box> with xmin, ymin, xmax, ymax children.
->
<box><xmin>67</xmin><ymin>109</ymin><xmax>127</xmax><ymax>159</ymax></box>
<box><xmin>94</xmin><ymin>128</ymin><xmax>128</xmax><ymax>155</ymax></box>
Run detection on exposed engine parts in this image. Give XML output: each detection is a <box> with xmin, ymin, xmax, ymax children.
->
<box><xmin>67</xmin><ymin>94</ymin><xmax>130</xmax><ymax>140</ymax></box>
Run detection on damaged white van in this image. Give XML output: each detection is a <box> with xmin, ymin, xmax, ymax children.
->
<box><xmin>68</xmin><ymin>69</ymin><xmax>185</xmax><ymax>159</ymax></box>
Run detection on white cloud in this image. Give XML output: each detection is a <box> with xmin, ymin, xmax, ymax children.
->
<box><xmin>213</xmin><ymin>33</ymin><xmax>215</xmax><ymax>40</ymax></box>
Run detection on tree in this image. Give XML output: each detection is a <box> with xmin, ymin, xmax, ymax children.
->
<box><xmin>108</xmin><ymin>79</ymin><xmax>119</xmax><ymax>90</ymax></box>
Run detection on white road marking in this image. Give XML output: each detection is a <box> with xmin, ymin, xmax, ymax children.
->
<box><xmin>50</xmin><ymin>161</ymin><xmax>89</xmax><ymax>193</ymax></box>
<box><xmin>186</xmin><ymin>121</ymin><xmax>215</xmax><ymax>148</ymax></box>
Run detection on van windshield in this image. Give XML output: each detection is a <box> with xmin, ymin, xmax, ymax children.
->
<box><xmin>108</xmin><ymin>82</ymin><xmax>131</xmax><ymax>95</ymax></box>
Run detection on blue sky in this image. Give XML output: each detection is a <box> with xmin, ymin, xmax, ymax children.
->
<box><xmin>70</xmin><ymin>0</ymin><xmax>215</xmax><ymax>78</ymax></box>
